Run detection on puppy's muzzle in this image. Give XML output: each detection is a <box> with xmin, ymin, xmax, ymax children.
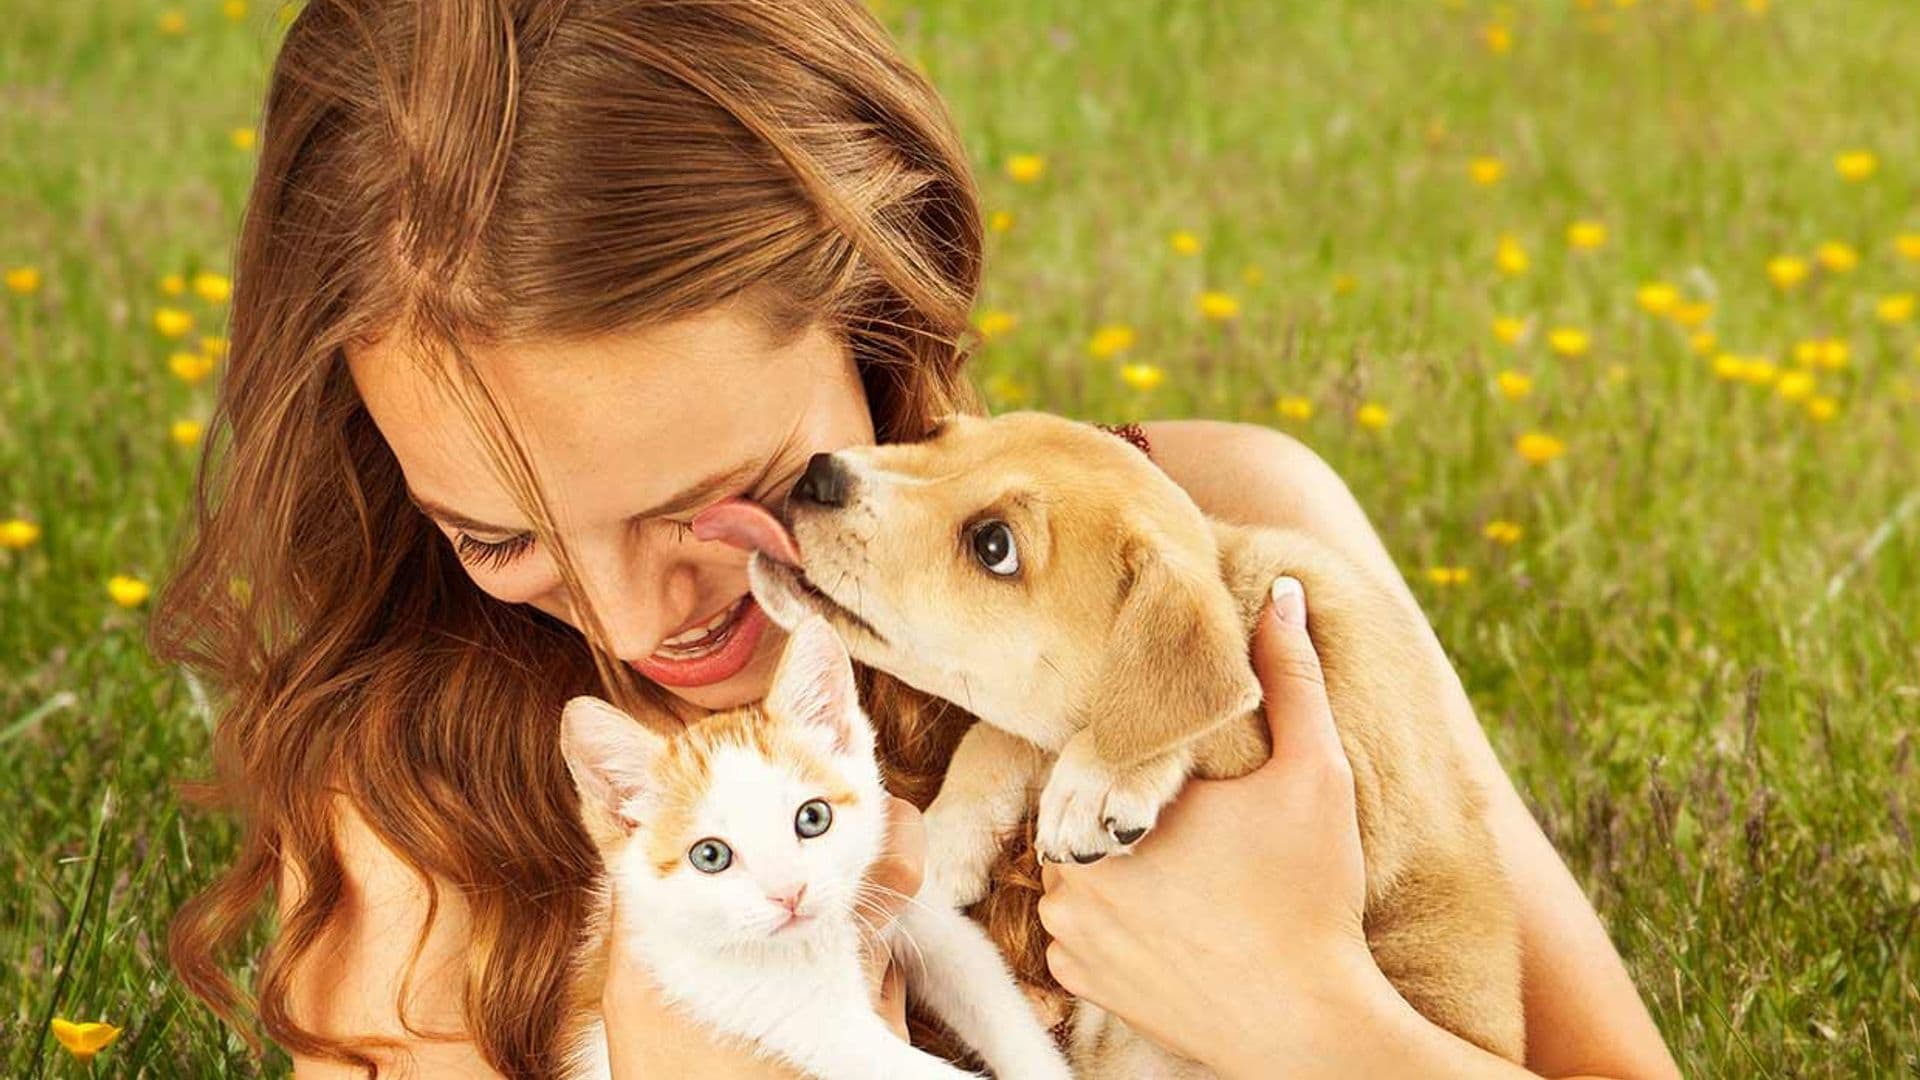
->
<box><xmin>792</xmin><ymin>452</ymin><xmax>855</xmax><ymax>509</ymax></box>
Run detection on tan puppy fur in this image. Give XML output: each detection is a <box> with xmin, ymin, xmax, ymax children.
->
<box><xmin>748</xmin><ymin>410</ymin><xmax>1525</xmax><ymax>1069</ymax></box>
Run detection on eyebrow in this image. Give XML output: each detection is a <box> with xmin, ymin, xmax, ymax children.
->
<box><xmin>406</xmin><ymin>456</ymin><xmax>770</xmax><ymax>536</ymax></box>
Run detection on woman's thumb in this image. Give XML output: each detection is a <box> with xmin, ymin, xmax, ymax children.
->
<box><xmin>1252</xmin><ymin>576</ymin><xmax>1345</xmax><ymax>768</ymax></box>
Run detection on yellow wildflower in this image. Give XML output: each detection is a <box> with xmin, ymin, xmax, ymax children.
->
<box><xmin>1241</xmin><ymin>264</ymin><xmax>1266</xmax><ymax>287</ymax></box>
<box><xmin>1330</xmin><ymin>273</ymin><xmax>1357</xmax><ymax>296</ymax></box>
<box><xmin>223</xmin><ymin>0</ymin><xmax>248</xmax><ymax>18</ymax></box>
<box><xmin>159</xmin><ymin>272</ymin><xmax>185</xmax><ymax>295</ymax></box>
<box><xmin>1515</xmin><ymin>432</ymin><xmax>1566</xmax><ymax>465</ymax></box>
<box><xmin>1491</xmin><ymin>316</ymin><xmax>1527</xmax><ymax>345</ymax></box>
<box><xmin>1086</xmin><ymin>324</ymin><xmax>1136</xmax><ymax>359</ymax></box>
<box><xmin>1</xmin><ymin>519</ymin><xmax>42</xmax><ymax>549</ymax></box>
<box><xmin>1198</xmin><ymin>291</ymin><xmax>1241</xmax><ymax>321</ymax></box>
<box><xmin>1875</xmin><ymin>293</ymin><xmax>1915</xmax><ymax>324</ymax></box>
<box><xmin>1496</xmin><ymin>370</ymin><xmax>1534</xmax><ymax>400</ymax></box>
<box><xmin>1834</xmin><ymin>150</ymin><xmax>1878</xmax><ymax>182</ymax></box>
<box><xmin>1635</xmin><ymin>282</ymin><xmax>1679</xmax><ymax>316</ymax></box>
<box><xmin>988</xmin><ymin>210</ymin><xmax>1014</xmax><ymax>233</ymax></box>
<box><xmin>154</xmin><ymin>307</ymin><xmax>194</xmax><ymax>337</ymax></box>
<box><xmin>1898</xmin><ymin>234</ymin><xmax>1920</xmax><ymax>261</ymax></box>
<box><xmin>158</xmin><ymin>9</ymin><xmax>186</xmax><ymax>34</ymax></box>
<box><xmin>1712</xmin><ymin>353</ymin><xmax>1745</xmax><ymax>381</ymax></box>
<box><xmin>231</xmin><ymin>126</ymin><xmax>257</xmax><ymax>150</ymax></box>
<box><xmin>1484</xmin><ymin>520</ymin><xmax>1524</xmax><ymax>545</ymax></box>
<box><xmin>107</xmin><ymin>576</ymin><xmax>151</xmax><ymax>608</ymax></box>
<box><xmin>1671</xmin><ymin>301</ymin><xmax>1713</xmax><ymax>328</ymax></box>
<box><xmin>1805</xmin><ymin>396</ymin><xmax>1840</xmax><ymax>422</ymax></box>
<box><xmin>1815</xmin><ymin>241</ymin><xmax>1859</xmax><ymax>273</ymax></box>
<box><xmin>192</xmin><ymin>271</ymin><xmax>232</xmax><ymax>304</ymax></box>
<box><xmin>1565</xmin><ymin>220</ymin><xmax>1607</xmax><ymax>250</ymax></box>
<box><xmin>1119</xmin><ymin>363</ymin><xmax>1164</xmax><ymax>392</ymax></box>
<box><xmin>1548</xmin><ymin>328</ymin><xmax>1591</xmax><ymax>358</ymax></box>
<box><xmin>1004</xmin><ymin>154</ymin><xmax>1045</xmax><ymax>183</ymax></box>
<box><xmin>200</xmin><ymin>335</ymin><xmax>229</xmax><ymax>358</ymax></box>
<box><xmin>973</xmin><ymin>309</ymin><xmax>1015</xmax><ymax>340</ymax></box>
<box><xmin>1739</xmin><ymin>357</ymin><xmax>1780</xmax><ymax>387</ymax></box>
<box><xmin>169</xmin><ymin>351</ymin><xmax>216</xmax><ymax>383</ymax></box>
<box><xmin>1495</xmin><ymin>234</ymin><xmax>1529</xmax><ymax>276</ymax></box>
<box><xmin>1355</xmin><ymin>403</ymin><xmax>1392</xmax><ymax>430</ymax></box>
<box><xmin>1766</xmin><ymin>254</ymin><xmax>1809</xmax><ymax>289</ymax></box>
<box><xmin>1481</xmin><ymin>23</ymin><xmax>1513</xmax><ymax>54</ymax></box>
<box><xmin>1468</xmin><ymin>157</ymin><xmax>1504</xmax><ymax>186</ymax></box>
<box><xmin>51</xmin><ymin>1020</ymin><xmax>123</xmax><ymax>1066</ymax></box>
<box><xmin>1793</xmin><ymin>338</ymin><xmax>1849</xmax><ymax>370</ymax></box>
<box><xmin>4</xmin><ymin>266</ymin><xmax>41</xmax><ymax>294</ymax></box>
<box><xmin>1424</xmin><ymin>566</ymin><xmax>1471</xmax><ymax>586</ymax></box>
<box><xmin>1689</xmin><ymin>331</ymin><xmax>1718</xmax><ymax>356</ymax></box>
<box><xmin>1775</xmin><ymin>370</ymin><xmax>1816</xmax><ymax>403</ymax></box>
<box><xmin>982</xmin><ymin>371</ymin><xmax>1030</xmax><ymax>407</ymax></box>
<box><xmin>1275</xmin><ymin>396</ymin><xmax>1314</xmax><ymax>421</ymax></box>
<box><xmin>1169</xmin><ymin>230</ymin><xmax>1202</xmax><ymax>256</ymax></box>
<box><xmin>171</xmin><ymin>419</ymin><xmax>205</xmax><ymax>447</ymax></box>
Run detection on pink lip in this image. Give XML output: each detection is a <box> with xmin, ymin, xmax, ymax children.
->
<box><xmin>627</xmin><ymin>595</ymin><xmax>773</xmax><ymax>687</ymax></box>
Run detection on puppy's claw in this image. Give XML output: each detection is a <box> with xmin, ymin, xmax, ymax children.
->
<box><xmin>1108</xmin><ymin>822</ymin><xmax>1148</xmax><ymax>846</ymax></box>
<box><xmin>1071</xmin><ymin>850</ymin><xmax>1106</xmax><ymax>865</ymax></box>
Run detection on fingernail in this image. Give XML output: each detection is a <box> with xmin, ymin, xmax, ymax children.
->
<box><xmin>1270</xmin><ymin>575</ymin><xmax>1305</xmax><ymax>626</ymax></box>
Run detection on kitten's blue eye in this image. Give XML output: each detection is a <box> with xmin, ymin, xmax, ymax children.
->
<box><xmin>795</xmin><ymin>799</ymin><xmax>832</xmax><ymax>839</ymax></box>
<box><xmin>688</xmin><ymin>838</ymin><xmax>732</xmax><ymax>873</ymax></box>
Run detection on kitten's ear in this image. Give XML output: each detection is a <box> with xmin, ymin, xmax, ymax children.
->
<box><xmin>560</xmin><ymin>695</ymin><xmax>667</xmax><ymax>841</ymax></box>
<box><xmin>766</xmin><ymin>615</ymin><xmax>870</xmax><ymax>755</ymax></box>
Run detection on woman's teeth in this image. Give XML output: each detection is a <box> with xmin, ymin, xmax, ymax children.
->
<box><xmin>656</xmin><ymin>597</ymin><xmax>746</xmax><ymax>653</ymax></box>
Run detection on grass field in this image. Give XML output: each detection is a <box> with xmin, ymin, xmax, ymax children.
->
<box><xmin>4</xmin><ymin>0</ymin><xmax>1918</xmax><ymax>1075</ymax></box>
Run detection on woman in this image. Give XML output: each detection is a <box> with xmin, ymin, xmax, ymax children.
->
<box><xmin>151</xmin><ymin>1</ymin><xmax>1681</xmax><ymax>1077</ymax></box>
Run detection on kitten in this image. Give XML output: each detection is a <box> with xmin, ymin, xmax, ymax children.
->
<box><xmin>557</xmin><ymin>614</ymin><xmax>1072</xmax><ymax>1080</ymax></box>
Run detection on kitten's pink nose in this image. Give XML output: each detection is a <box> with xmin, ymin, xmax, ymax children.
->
<box><xmin>770</xmin><ymin>883</ymin><xmax>807</xmax><ymax>912</ymax></box>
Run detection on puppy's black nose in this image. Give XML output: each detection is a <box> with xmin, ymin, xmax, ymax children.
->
<box><xmin>793</xmin><ymin>452</ymin><xmax>852</xmax><ymax>508</ymax></box>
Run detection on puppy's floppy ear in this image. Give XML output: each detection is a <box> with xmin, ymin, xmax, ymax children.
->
<box><xmin>1078</xmin><ymin>534</ymin><xmax>1263</xmax><ymax>769</ymax></box>
<box><xmin>560</xmin><ymin>696</ymin><xmax>667</xmax><ymax>848</ymax></box>
<box><xmin>766</xmin><ymin>614</ymin><xmax>872</xmax><ymax>756</ymax></box>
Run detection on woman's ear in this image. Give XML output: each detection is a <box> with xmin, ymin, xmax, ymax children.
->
<box><xmin>765</xmin><ymin>614</ymin><xmax>872</xmax><ymax>756</ymax></box>
<box><xmin>560</xmin><ymin>695</ymin><xmax>667</xmax><ymax>845</ymax></box>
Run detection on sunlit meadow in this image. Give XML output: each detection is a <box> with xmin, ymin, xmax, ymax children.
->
<box><xmin>4</xmin><ymin>0</ymin><xmax>1917</xmax><ymax>1075</ymax></box>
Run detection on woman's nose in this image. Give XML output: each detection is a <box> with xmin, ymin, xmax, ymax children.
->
<box><xmin>572</xmin><ymin>543</ymin><xmax>713</xmax><ymax>663</ymax></box>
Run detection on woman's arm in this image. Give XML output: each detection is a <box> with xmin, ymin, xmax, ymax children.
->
<box><xmin>1136</xmin><ymin>419</ymin><xmax>1680</xmax><ymax>1079</ymax></box>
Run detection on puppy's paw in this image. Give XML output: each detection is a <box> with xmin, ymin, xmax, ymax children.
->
<box><xmin>1035</xmin><ymin>737</ymin><xmax>1189</xmax><ymax>864</ymax></box>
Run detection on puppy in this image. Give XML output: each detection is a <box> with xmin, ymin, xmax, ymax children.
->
<box><xmin>709</xmin><ymin>410</ymin><xmax>1525</xmax><ymax>1072</ymax></box>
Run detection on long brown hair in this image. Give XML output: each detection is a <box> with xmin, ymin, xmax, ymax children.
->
<box><xmin>149</xmin><ymin>1</ymin><xmax>1051</xmax><ymax>1074</ymax></box>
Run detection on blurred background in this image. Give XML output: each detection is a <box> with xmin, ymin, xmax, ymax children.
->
<box><xmin>3</xmin><ymin>0</ymin><xmax>1917</xmax><ymax>1075</ymax></box>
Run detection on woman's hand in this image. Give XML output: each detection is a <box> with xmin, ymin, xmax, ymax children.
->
<box><xmin>1035</xmin><ymin>576</ymin><xmax>1405</xmax><ymax>1077</ymax></box>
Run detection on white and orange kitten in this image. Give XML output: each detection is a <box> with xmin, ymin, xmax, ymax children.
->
<box><xmin>557</xmin><ymin>614</ymin><xmax>1071</xmax><ymax>1080</ymax></box>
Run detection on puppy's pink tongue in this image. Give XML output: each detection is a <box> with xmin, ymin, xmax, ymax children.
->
<box><xmin>691</xmin><ymin>497</ymin><xmax>802</xmax><ymax>566</ymax></box>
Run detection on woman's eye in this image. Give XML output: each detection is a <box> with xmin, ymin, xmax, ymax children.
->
<box><xmin>969</xmin><ymin>521</ymin><xmax>1019</xmax><ymax>576</ymax></box>
<box><xmin>794</xmin><ymin>798</ymin><xmax>833</xmax><ymax>839</ymax></box>
<box><xmin>455</xmin><ymin>532</ymin><xmax>533</xmax><ymax>569</ymax></box>
<box><xmin>688</xmin><ymin>837</ymin><xmax>733</xmax><ymax>873</ymax></box>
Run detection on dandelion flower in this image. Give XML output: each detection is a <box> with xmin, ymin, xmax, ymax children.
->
<box><xmin>200</xmin><ymin>335</ymin><xmax>229</xmax><ymax>358</ymax></box>
<box><xmin>1491</xmin><ymin>316</ymin><xmax>1527</xmax><ymax>345</ymax></box>
<box><xmin>1169</xmin><ymin>230</ymin><xmax>1202</xmax><ymax>256</ymax></box>
<box><xmin>50</xmin><ymin>1020</ymin><xmax>123</xmax><ymax>1066</ymax></box>
<box><xmin>1355</xmin><ymin>403</ymin><xmax>1392</xmax><ymax>430</ymax></box>
<box><xmin>223</xmin><ymin>0</ymin><xmax>248</xmax><ymax>18</ymax></box>
<box><xmin>192</xmin><ymin>271</ymin><xmax>232</xmax><ymax>304</ymax></box>
<box><xmin>1240</xmin><ymin>264</ymin><xmax>1266</xmax><ymax>286</ymax></box>
<box><xmin>1004</xmin><ymin>154</ymin><xmax>1045</xmax><ymax>183</ymax></box>
<box><xmin>1481</xmin><ymin>23</ymin><xmax>1513</xmax><ymax>54</ymax></box>
<box><xmin>1198</xmin><ymin>291</ymin><xmax>1241</xmax><ymax>321</ymax></box>
<box><xmin>171</xmin><ymin>419</ymin><xmax>205</xmax><ymax>447</ymax></box>
<box><xmin>1565</xmin><ymin>220</ymin><xmax>1607</xmax><ymax>250</ymax></box>
<box><xmin>1635</xmin><ymin>282</ymin><xmax>1679</xmax><ymax>316</ymax></box>
<box><xmin>1670</xmin><ymin>301</ymin><xmax>1713</xmax><ymax>329</ymax></box>
<box><xmin>1515</xmin><ymin>432</ymin><xmax>1566</xmax><ymax>464</ymax></box>
<box><xmin>972</xmin><ymin>309</ymin><xmax>1015</xmax><ymax>340</ymax></box>
<box><xmin>1739</xmin><ymin>357</ymin><xmax>1780</xmax><ymax>386</ymax></box>
<box><xmin>1484</xmin><ymin>520</ymin><xmax>1524</xmax><ymax>545</ymax></box>
<box><xmin>231</xmin><ymin>127</ymin><xmax>257</xmax><ymax>150</ymax></box>
<box><xmin>159</xmin><ymin>272</ymin><xmax>185</xmax><ymax>295</ymax></box>
<box><xmin>1496</xmin><ymin>370</ymin><xmax>1534</xmax><ymax>400</ymax></box>
<box><xmin>169</xmin><ymin>351</ymin><xmax>215</xmax><ymax>383</ymax></box>
<box><xmin>1794</xmin><ymin>338</ymin><xmax>1849</xmax><ymax>370</ymax></box>
<box><xmin>154</xmin><ymin>307</ymin><xmax>194</xmax><ymax>338</ymax></box>
<box><xmin>1</xmin><ymin>519</ymin><xmax>41</xmax><ymax>549</ymax></box>
<box><xmin>107</xmin><ymin>576</ymin><xmax>151</xmax><ymax>608</ymax></box>
<box><xmin>1875</xmin><ymin>293</ymin><xmax>1915</xmax><ymax>324</ymax></box>
<box><xmin>1086</xmin><ymin>324</ymin><xmax>1136</xmax><ymax>359</ymax></box>
<box><xmin>1424</xmin><ymin>566</ymin><xmax>1471</xmax><ymax>586</ymax></box>
<box><xmin>4</xmin><ymin>266</ymin><xmax>41</xmax><ymax>294</ymax></box>
<box><xmin>1495</xmin><ymin>234</ymin><xmax>1529</xmax><ymax>276</ymax></box>
<box><xmin>1766</xmin><ymin>255</ymin><xmax>1809</xmax><ymax>289</ymax></box>
<box><xmin>1898</xmin><ymin>234</ymin><xmax>1920</xmax><ymax>262</ymax></box>
<box><xmin>1275</xmin><ymin>395</ymin><xmax>1314</xmax><ymax>421</ymax></box>
<box><xmin>158</xmin><ymin>9</ymin><xmax>186</xmax><ymax>34</ymax></box>
<box><xmin>988</xmin><ymin>210</ymin><xmax>1014</xmax><ymax>234</ymax></box>
<box><xmin>1815</xmin><ymin>241</ymin><xmax>1859</xmax><ymax>273</ymax></box>
<box><xmin>1834</xmin><ymin>150</ymin><xmax>1878</xmax><ymax>182</ymax></box>
<box><xmin>1468</xmin><ymin>157</ymin><xmax>1504</xmax><ymax>185</ymax></box>
<box><xmin>1119</xmin><ymin>363</ymin><xmax>1164</xmax><ymax>391</ymax></box>
<box><xmin>1689</xmin><ymin>331</ymin><xmax>1718</xmax><ymax>356</ymax></box>
<box><xmin>1805</xmin><ymin>396</ymin><xmax>1839</xmax><ymax>422</ymax></box>
<box><xmin>1712</xmin><ymin>353</ymin><xmax>1745</xmax><ymax>381</ymax></box>
<box><xmin>1548</xmin><ymin>328</ymin><xmax>1591</xmax><ymax>358</ymax></box>
<box><xmin>1775</xmin><ymin>370</ymin><xmax>1816</xmax><ymax>403</ymax></box>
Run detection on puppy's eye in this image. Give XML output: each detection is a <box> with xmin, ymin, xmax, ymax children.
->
<box><xmin>970</xmin><ymin>520</ymin><xmax>1019</xmax><ymax>576</ymax></box>
<box><xmin>795</xmin><ymin>798</ymin><xmax>833</xmax><ymax>838</ymax></box>
<box><xmin>688</xmin><ymin>838</ymin><xmax>733</xmax><ymax>873</ymax></box>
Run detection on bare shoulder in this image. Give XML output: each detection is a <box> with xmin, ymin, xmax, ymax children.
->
<box><xmin>276</xmin><ymin>795</ymin><xmax>502</xmax><ymax>1078</ymax></box>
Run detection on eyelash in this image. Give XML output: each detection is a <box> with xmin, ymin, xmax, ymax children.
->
<box><xmin>452</xmin><ymin>518</ymin><xmax>700</xmax><ymax>569</ymax></box>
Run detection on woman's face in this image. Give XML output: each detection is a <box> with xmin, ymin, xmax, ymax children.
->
<box><xmin>346</xmin><ymin>300</ymin><xmax>877</xmax><ymax>714</ymax></box>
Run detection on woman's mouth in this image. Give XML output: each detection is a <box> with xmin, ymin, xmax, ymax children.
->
<box><xmin>628</xmin><ymin>594</ymin><xmax>772</xmax><ymax>687</ymax></box>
